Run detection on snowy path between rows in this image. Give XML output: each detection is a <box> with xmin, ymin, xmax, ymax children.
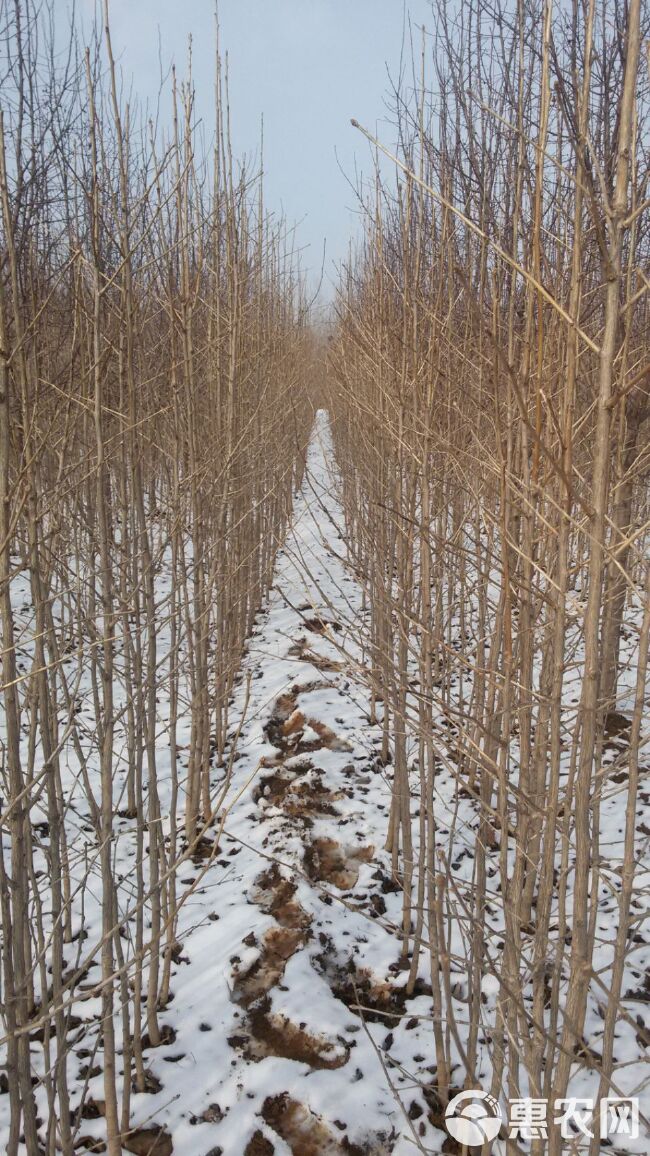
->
<box><xmin>112</xmin><ymin>411</ymin><xmax>435</xmax><ymax>1155</ymax></box>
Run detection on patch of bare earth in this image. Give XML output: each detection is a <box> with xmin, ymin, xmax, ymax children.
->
<box><xmin>122</xmin><ymin>1127</ymin><xmax>173</xmax><ymax>1156</ymax></box>
<box><xmin>229</xmin><ymin>999</ymin><xmax>350</xmax><ymax>1069</ymax></box>
<box><xmin>279</xmin><ymin>710</ymin><xmax>352</xmax><ymax>756</ymax></box>
<box><xmin>262</xmin><ymin>1093</ymin><xmax>392</xmax><ymax>1155</ymax></box>
<box><xmin>244</xmin><ymin>1131</ymin><xmax>275</xmax><ymax>1156</ymax></box>
<box><xmin>288</xmin><ymin>638</ymin><xmax>344</xmax><ymax>672</ymax></box>
<box><xmin>304</xmin><ymin>837</ymin><xmax>374</xmax><ymax>890</ymax></box>
<box><xmin>233</xmin><ymin>925</ymin><xmax>308</xmax><ymax>1006</ymax></box>
<box><xmin>254</xmin><ymin>762</ymin><xmax>344</xmax><ymax>822</ymax></box>
<box><xmin>302</xmin><ymin>616</ymin><xmax>342</xmax><ymax>635</ymax></box>
<box><xmin>75</xmin><ymin>1105</ymin><xmax>173</xmax><ymax>1155</ymax></box>
<box><xmin>313</xmin><ymin>950</ymin><xmax>414</xmax><ymax>1024</ymax></box>
<box><xmin>250</xmin><ymin>865</ymin><xmax>311</xmax><ymax>930</ymax></box>
<box><xmin>230</xmin><ymin>679</ymin><xmax>402</xmax><ymax>1152</ymax></box>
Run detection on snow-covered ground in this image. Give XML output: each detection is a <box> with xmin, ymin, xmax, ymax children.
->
<box><xmin>2</xmin><ymin>410</ymin><xmax>649</xmax><ymax>1154</ymax></box>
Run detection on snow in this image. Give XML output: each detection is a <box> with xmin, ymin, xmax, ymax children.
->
<box><xmin>1</xmin><ymin>409</ymin><xmax>649</xmax><ymax>1154</ymax></box>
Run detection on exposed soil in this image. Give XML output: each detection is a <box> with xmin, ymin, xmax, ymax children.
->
<box><xmin>122</xmin><ymin>1127</ymin><xmax>173</xmax><ymax>1156</ymax></box>
<box><xmin>304</xmin><ymin>837</ymin><xmax>374</xmax><ymax>890</ymax></box>
<box><xmin>189</xmin><ymin>836</ymin><xmax>220</xmax><ymax>864</ymax></box>
<box><xmin>229</xmin><ymin>675</ymin><xmax>408</xmax><ymax>1152</ymax></box>
<box><xmin>230</xmin><ymin>999</ymin><xmax>350</xmax><ymax>1069</ymax></box>
<box><xmin>313</xmin><ymin>950</ymin><xmax>420</xmax><ymax>1025</ymax></box>
<box><xmin>253</xmin><ymin>762</ymin><xmax>343</xmax><ymax>820</ymax></box>
<box><xmin>604</xmin><ymin>710</ymin><xmax>632</xmax><ymax>738</ymax></box>
<box><xmin>233</xmin><ymin>926</ymin><xmax>309</xmax><ymax>1006</ymax></box>
<box><xmin>302</xmin><ymin>617</ymin><xmax>342</xmax><ymax>635</ymax></box>
<box><xmin>250</xmin><ymin>865</ymin><xmax>312</xmax><ymax>929</ymax></box>
<box><xmin>244</xmin><ymin>1132</ymin><xmax>275</xmax><ymax>1156</ymax></box>
<box><xmin>262</xmin><ymin>1094</ymin><xmax>386</xmax><ymax>1155</ymax></box>
<box><xmin>288</xmin><ymin>638</ymin><xmax>344</xmax><ymax>672</ymax></box>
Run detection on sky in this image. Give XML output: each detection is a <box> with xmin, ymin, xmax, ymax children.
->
<box><xmin>69</xmin><ymin>0</ymin><xmax>434</xmax><ymax>301</ymax></box>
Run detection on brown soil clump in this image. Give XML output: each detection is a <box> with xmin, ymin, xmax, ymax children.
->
<box><xmin>262</xmin><ymin>1094</ymin><xmax>376</xmax><ymax>1155</ymax></box>
<box><xmin>122</xmin><ymin>1127</ymin><xmax>173</xmax><ymax>1156</ymax></box>
<box><xmin>303</xmin><ymin>617</ymin><xmax>341</xmax><ymax>635</ymax></box>
<box><xmin>229</xmin><ymin>1000</ymin><xmax>349</xmax><ymax>1069</ymax></box>
<box><xmin>305</xmin><ymin>838</ymin><xmax>374</xmax><ymax>890</ymax></box>
<box><xmin>244</xmin><ymin>1132</ymin><xmax>275</xmax><ymax>1156</ymax></box>
<box><xmin>250</xmin><ymin>866</ymin><xmax>311</xmax><ymax>930</ymax></box>
<box><xmin>233</xmin><ymin>926</ymin><xmax>308</xmax><ymax>1006</ymax></box>
<box><xmin>288</xmin><ymin>639</ymin><xmax>344</xmax><ymax>672</ymax></box>
<box><xmin>314</xmin><ymin>951</ymin><xmax>431</xmax><ymax>1025</ymax></box>
<box><xmin>254</xmin><ymin>763</ymin><xmax>341</xmax><ymax>821</ymax></box>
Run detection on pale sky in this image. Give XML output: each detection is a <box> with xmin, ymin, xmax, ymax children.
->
<box><xmin>67</xmin><ymin>0</ymin><xmax>434</xmax><ymax>300</ymax></box>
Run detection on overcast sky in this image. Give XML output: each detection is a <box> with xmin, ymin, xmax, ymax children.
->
<box><xmin>69</xmin><ymin>1</ymin><xmax>434</xmax><ymax>300</ymax></box>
